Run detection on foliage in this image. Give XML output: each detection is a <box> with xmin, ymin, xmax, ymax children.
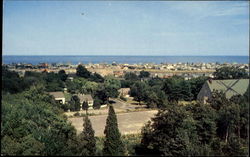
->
<box><xmin>93</xmin><ymin>98</ymin><xmax>102</xmax><ymax>109</ymax></box>
<box><xmin>130</xmin><ymin>81</ymin><xmax>148</xmax><ymax>105</ymax></box>
<box><xmin>188</xmin><ymin>76</ymin><xmax>208</xmax><ymax>100</ymax></box>
<box><xmin>2</xmin><ymin>66</ymin><xmax>30</xmax><ymax>94</ymax></box>
<box><xmin>138</xmin><ymin>106</ymin><xmax>199</xmax><ymax>156</ymax></box>
<box><xmin>1</xmin><ymin>86</ymin><xmax>78</xmax><ymax>156</ymax></box>
<box><xmin>124</xmin><ymin>72</ymin><xmax>139</xmax><ymax>81</ymax></box>
<box><xmin>162</xmin><ymin>76</ymin><xmax>193</xmax><ymax>102</ymax></box>
<box><xmin>104</xmin><ymin>76</ymin><xmax>121</xmax><ymax>98</ymax></box>
<box><xmin>213</xmin><ymin>66</ymin><xmax>248</xmax><ymax>79</ymax></box>
<box><xmin>69</xmin><ymin>95</ymin><xmax>81</xmax><ymax>111</ymax></box>
<box><xmin>120</xmin><ymin>79</ymin><xmax>134</xmax><ymax>88</ymax></box>
<box><xmin>139</xmin><ymin>70</ymin><xmax>150</xmax><ymax>78</ymax></box>
<box><xmin>44</xmin><ymin>72</ymin><xmax>65</xmax><ymax>92</ymax></box>
<box><xmin>58</xmin><ymin>70</ymin><xmax>68</xmax><ymax>81</ymax></box>
<box><xmin>76</xmin><ymin>64</ymin><xmax>91</xmax><ymax>78</ymax></box>
<box><xmin>94</xmin><ymin>86</ymin><xmax>109</xmax><ymax>105</ymax></box>
<box><xmin>185</xmin><ymin>103</ymin><xmax>217</xmax><ymax>145</ymax></box>
<box><xmin>103</xmin><ymin>105</ymin><xmax>125</xmax><ymax>156</ymax></box>
<box><xmin>138</xmin><ymin>88</ymin><xmax>249</xmax><ymax>156</ymax></box>
<box><xmin>89</xmin><ymin>72</ymin><xmax>104</xmax><ymax>83</ymax></box>
<box><xmin>78</xmin><ymin>116</ymin><xmax>96</xmax><ymax>156</ymax></box>
<box><xmin>82</xmin><ymin>101</ymin><xmax>89</xmax><ymax>112</ymax></box>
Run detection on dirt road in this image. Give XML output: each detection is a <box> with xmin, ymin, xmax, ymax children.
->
<box><xmin>68</xmin><ymin>110</ymin><xmax>158</xmax><ymax>136</ymax></box>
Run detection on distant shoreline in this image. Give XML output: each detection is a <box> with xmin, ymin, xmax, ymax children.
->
<box><xmin>3</xmin><ymin>55</ymin><xmax>249</xmax><ymax>57</ymax></box>
<box><xmin>3</xmin><ymin>55</ymin><xmax>249</xmax><ymax>65</ymax></box>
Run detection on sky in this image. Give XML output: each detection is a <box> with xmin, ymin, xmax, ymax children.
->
<box><xmin>3</xmin><ymin>1</ymin><xmax>249</xmax><ymax>56</ymax></box>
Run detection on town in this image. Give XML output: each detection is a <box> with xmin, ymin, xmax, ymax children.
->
<box><xmin>2</xmin><ymin>62</ymin><xmax>249</xmax><ymax>156</ymax></box>
<box><xmin>3</xmin><ymin>61</ymin><xmax>249</xmax><ymax>79</ymax></box>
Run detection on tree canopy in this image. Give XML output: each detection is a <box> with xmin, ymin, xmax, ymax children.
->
<box><xmin>213</xmin><ymin>66</ymin><xmax>248</xmax><ymax>79</ymax></box>
<box><xmin>103</xmin><ymin>105</ymin><xmax>125</xmax><ymax>156</ymax></box>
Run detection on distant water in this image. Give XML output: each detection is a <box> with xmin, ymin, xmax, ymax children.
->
<box><xmin>2</xmin><ymin>55</ymin><xmax>249</xmax><ymax>65</ymax></box>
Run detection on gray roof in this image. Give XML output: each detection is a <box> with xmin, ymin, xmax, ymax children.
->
<box><xmin>77</xmin><ymin>94</ymin><xmax>93</xmax><ymax>102</ymax></box>
<box><xmin>118</xmin><ymin>88</ymin><xmax>130</xmax><ymax>93</ymax></box>
<box><xmin>49</xmin><ymin>92</ymin><xmax>65</xmax><ymax>99</ymax></box>
<box><xmin>206</xmin><ymin>79</ymin><xmax>249</xmax><ymax>99</ymax></box>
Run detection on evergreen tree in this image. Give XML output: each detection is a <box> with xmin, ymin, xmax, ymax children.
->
<box><xmin>76</xmin><ymin>65</ymin><xmax>91</xmax><ymax>78</ymax></box>
<box><xmin>82</xmin><ymin>101</ymin><xmax>89</xmax><ymax>114</ymax></box>
<box><xmin>138</xmin><ymin>105</ymin><xmax>200</xmax><ymax>156</ymax></box>
<box><xmin>103</xmin><ymin>105</ymin><xmax>125</xmax><ymax>156</ymax></box>
<box><xmin>78</xmin><ymin>116</ymin><xmax>96</xmax><ymax>156</ymax></box>
<box><xmin>70</xmin><ymin>95</ymin><xmax>81</xmax><ymax>111</ymax></box>
<box><xmin>58</xmin><ymin>70</ymin><xmax>68</xmax><ymax>81</ymax></box>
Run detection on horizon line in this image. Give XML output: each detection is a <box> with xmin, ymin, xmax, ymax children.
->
<box><xmin>3</xmin><ymin>54</ymin><xmax>249</xmax><ymax>57</ymax></box>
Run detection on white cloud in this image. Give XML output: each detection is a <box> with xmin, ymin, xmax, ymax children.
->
<box><xmin>168</xmin><ymin>1</ymin><xmax>249</xmax><ymax>20</ymax></box>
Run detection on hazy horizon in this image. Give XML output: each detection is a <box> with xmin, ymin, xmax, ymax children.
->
<box><xmin>3</xmin><ymin>54</ymin><xmax>249</xmax><ymax>57</ymax></box>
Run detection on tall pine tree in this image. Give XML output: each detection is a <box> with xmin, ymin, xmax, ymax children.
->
<box><xmin>103</xmin><ymin>105</ymin><xmax>125</xmax><ymax>156</ymax></box>
<box><xmin>78</xmin><ymin>115</ymin><xmax>96</xmax><ymax>156</ymax></box>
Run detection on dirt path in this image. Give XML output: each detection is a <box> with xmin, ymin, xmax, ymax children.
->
<box><xmin>68</xmin><ymin>110</ymin><xmax>158</xmax><ymax>136</ymax></box>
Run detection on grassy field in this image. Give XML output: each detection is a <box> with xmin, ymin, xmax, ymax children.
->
<box><xmin>68</xmin><ymin>110</ymin><xmax>158</xmax><ymax>136</ymax></box>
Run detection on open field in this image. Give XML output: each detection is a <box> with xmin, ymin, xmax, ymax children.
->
<box><xmin>68</xmin><ymin>110</ymin><xmax>158</xmax><ymax>136</ymax></box>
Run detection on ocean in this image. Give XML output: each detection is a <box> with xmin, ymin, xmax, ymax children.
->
<box><xmin>2</xmin><ymin>55</ymin><xmax>249</xmax><ymax>65</ymax></box>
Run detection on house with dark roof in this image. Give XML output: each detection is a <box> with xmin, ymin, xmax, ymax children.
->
<box><xmin>118</xmin><ymin>88</ymin><xmax>130</xmax><ymax>97</ymax></box>
<box><xmin>49</xmin><ymin>92</ymin><xmax>66</xmax><ymax>104</ymax></box>
<box><xmin>77</xmin><ymin>94</ymin><xmax>94</xmax><ymax>109</ymax></box>
<box><xmin>197</xmin><ymin>79</ymin><xmax>249</xmax><ymax>104</ymax></box>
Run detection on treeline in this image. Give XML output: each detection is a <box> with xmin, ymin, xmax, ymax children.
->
<box><xmin>135</xmin><ymin>89</ymin><xmax>249</xmax><ymax>156</ymax></box>
<box><xmin>2</xmin><ymin>86</ymin><xmax>77</xmax><ymax>155</ymax></box>
<box><xmin>1</xmin><ymin>84</ymin><xmax>128</xmax><ymax>155</ymax></box>
<box><xmin>128</xmin><ymin>75</ymin><xmax>207</xmax><ymax>108</ymax></box>
<box><xmin>2</xmin><ymin>65</ymin><xmax>249</xmax><ymax>156</ymax></box>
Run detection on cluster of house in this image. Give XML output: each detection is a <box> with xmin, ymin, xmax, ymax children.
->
<box><xmin>4</xmin><ymin>62</ymin><xmax>249</xmax><ymax>79</ymax></box>
<box><xmin>48</xmin><ymin>78</ymin><xmax>249</xmax><ymax>112</ymax></box>
<box><xmin>49</xmin><ymin>90</ymin><xmax>94</xmax><ymax>110</ymax></box>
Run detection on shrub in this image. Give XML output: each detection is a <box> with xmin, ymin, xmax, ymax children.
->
<box><xmin>73</xmin><ymin>112</ymin><xmax>80</xmax><ymax>117</ymax></box>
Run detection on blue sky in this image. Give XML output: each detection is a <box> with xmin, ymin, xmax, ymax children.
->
<box><xmin>3</xmin><ymin>1</ymin><xmax>249</xmax><ymax>56</ymax></box>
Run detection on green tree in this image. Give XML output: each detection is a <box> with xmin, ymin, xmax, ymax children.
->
<box><xmin>139</xmin><ymin>70</ymin><xmax>150</xmax><ymax>78</ymax></box>
<box><xmin>94</xmin><ymin>86</ymin><xmax>109</xmax><ymax>105</ymax></box>
<box><xmin>76</xmin><ymin>65</ymin><xmax>91</xmax><ymax>78</ymax></box>
<box><xmin>162</xmin><ymin>76</ymin><xmax>193</xmax><ymax>102</ymax></box>
<box><xmin>124</xmin><ymin>72</ymin><xmax>139</xmax><ymax>81</ymax></box>
<box><xmin>101</xmin><ymin>76</ymin><xmax>121</xmax><ymax>100</ymax></box>
<box><xmin>104</xmin><ymin>76</ymin><xmax>121</xmax><ymax>90</ymax></box>
<box><xmin>82</xmin><ymin>101</ymin><xmax>89</xmax><ymax>114</ymax></box>
<box><xmin>189</xmin><ymin>76</ymin><xmax>208</xmax><ymax>100</ymax></box>
<box><xmin>69</xmin><ymin>95</ymin><xmax>81</xmax><ymax>111</ymax></box>
<box><xmin>78</xmin><ymin>116</ymin><xmax>96</xmax><ymax>156</ymax></box>
<box><xmin>89</xmin><ymin>72</ymin><xmax>104</xmax><ymax>83</ymax></box>
<box><xmin>1</xmin><ymin>86</ymin><xmax>78</xmax><ymax>156</ymax></box>
<box><xmin>213</xmin><ymin>66</ymin><xmax>248</xmax><ymax>79</ymax></box>
<box><xmin>138</xmin><ymin>106</ymin><xmax>199</xmax><ymax>156</ymax></box>
<box><xmin>130</xmin><ymin>81</ymin><xmax>148</xmax><ymax>105</ymax></box>
<box><xmin>103</xmin><ymin>105</ymin><xmax>125</xmax><ymax>156</ymax></box>
<box><xmin>93</xmin><ymin>98</ymin><xmax>102</xmax><ymax>109</ymax></box>
<box><xmin>2</xmin><ymin>66</ymin><xmax>29</xmax><ymax>94</ymax></box>
<box><xmin>186</xmin><ymin>103</ymin><xmax>217</xmax><ymax>145</ymax></box>
<box><xmin>58</xmin><ymin>70</ymin><xmax>68</xmax><ymax>82</ymax></box>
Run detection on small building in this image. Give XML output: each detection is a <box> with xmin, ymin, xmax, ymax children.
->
<box><xmin>197</xmin><ymin>79</ymin><xmax>249</xmax><ymax>104</ymax></box>
<box><xmin>49</xmin><ymin>92</ymin><xmax>66</xmax><ymax>104</ymax></box>
<box><xmin>118</xmin><ymin>88</ymin><xmax>131</xmax><ymax>97</ymax></box>
<box><xmin>77</xmin><ymin>94</ymin><xmax>94</xmax><ymax>109</ymax></box>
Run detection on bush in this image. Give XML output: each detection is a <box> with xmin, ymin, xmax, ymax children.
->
<box><xmin>120</xmin><ymin>96</ymin><xmax>127</xmax><ymax>101</ymax></box>
<box><xmin>93</xmin><ymin>99</ymin><xmax>102</xmax><ymax>109</ymax></box>
<box><xmin>73</xmin><ymin>112</ymin><xmax>80</xmax><ymax>117</ymax></box>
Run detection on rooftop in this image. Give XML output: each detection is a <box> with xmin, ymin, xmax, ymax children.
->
<box><xmin>207</xmin><ymin>79</ymin><xmax>249</xmax><ymax>99</ymax></box>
